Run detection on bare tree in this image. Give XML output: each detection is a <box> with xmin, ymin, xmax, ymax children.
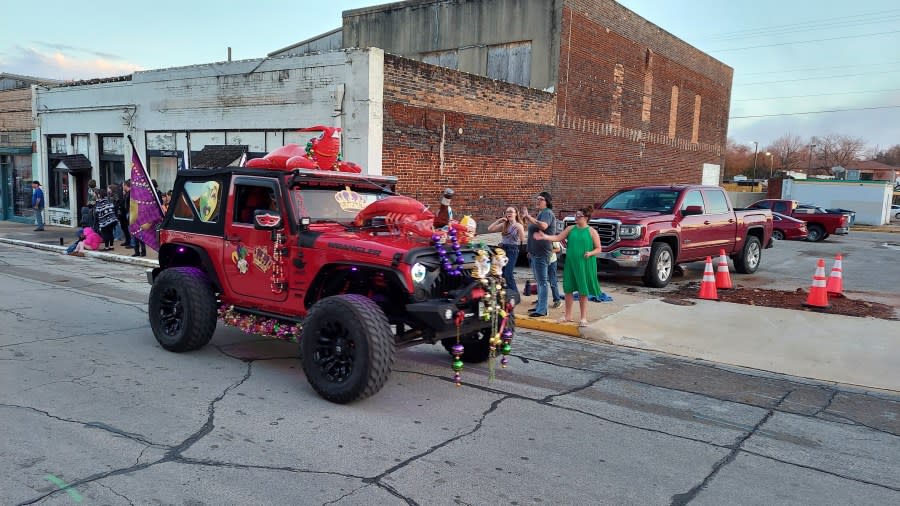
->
<box><xmin>724</xmin><ymin>137</ymin><xmax>754</xmax><ymax>178</ymax></box>
<box><xmin>874</xmin><ymin>144</ymin><xmax>900</xmax><ymax>166</ymax></box>
<box><xmin>818</xmin><ymin>134</ymin><xmax>865</xmax><ymax>167</ymax></box>
<box><xmin>769</xmin><ymin>134</ymin><xmax>804</xmax><ymax>172</ymax></box>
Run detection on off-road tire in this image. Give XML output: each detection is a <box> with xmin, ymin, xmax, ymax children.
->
<box><xmin>771</xmin><ymin>230</ymin><xmax>785</xmax><ymax>241</ymax></box>
<box><xmin>301</xmin><ymin>294</ymin><xmax>394</xmax><ymax>404</ymax></box>
<box><xmin>643</xmin><ymin>242</ymin><xmax>674</xmax><ymax>288</ymax></box>
<box><xmin>442</xmin><ymin>313</ymin><xmax>516</xmax><ymax>363</ymax></box>
<box><xmin>149</xmin><ymin>267</ymin><xmax>217</xmax><ymax>352</ymax></box>
<box><xmin>806</xmin><ymin>224</ymin><xmax>825</xmax><ymax>242</ymax></box>
<box><xmin>734</xmin><ymin>235</ymin><xmax>762</xmax><ymax>274</ymax></box>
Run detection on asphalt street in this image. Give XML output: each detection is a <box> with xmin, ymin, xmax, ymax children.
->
<box><xmin>1</xmin><ymin>243</ymin><xmax>898</xmax><ymax>505</ymax></box>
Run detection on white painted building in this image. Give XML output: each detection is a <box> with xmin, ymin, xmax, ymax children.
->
<box><xmin>33</xmin><ymin>49</ymin><xmax>384</xmax><ymax>226</ymax></box>
<box><xmin>781</xmin><ymin>178</ymin><xmax>895</xmax><ymax>226</ymax></box>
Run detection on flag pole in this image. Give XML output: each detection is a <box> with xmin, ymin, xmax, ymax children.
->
<box><xmin>126</xmin><ymin>135</ymin><xmax>164</xmax><ymax>213</ymax></box>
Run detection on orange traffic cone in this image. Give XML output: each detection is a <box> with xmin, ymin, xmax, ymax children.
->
<box><xmin>803</xmin><ymin>258</ymin><xmax>831</xmax><ymax>309</ymax></box>
<box><xmin>715</xmin><ymin>248</ymin><xmax>733</xmax><ymax>289</ymax></box>
<box><xmin>698</xmin><ymin>256</ymin><xmax>718</xmax><ymax>300</ymax></box>
<box><xmin>826</xmin><ymin>254</ymin><xmax>844</xmax><ymax>297</ymax></box>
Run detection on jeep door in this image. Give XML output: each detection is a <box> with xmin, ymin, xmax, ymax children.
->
<box><xmin>222</xmin><ymin>177</ymin><xmax>289</xmax><ymax>302</ymax></box>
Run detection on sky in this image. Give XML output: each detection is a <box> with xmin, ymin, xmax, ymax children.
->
<box><xmin>1</xmin><ymin>0</ymin><xmax>898</xmax><ymax>153</ymax></box>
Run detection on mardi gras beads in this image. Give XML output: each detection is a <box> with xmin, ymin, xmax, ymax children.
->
<box><xmin>432</xmin><ymin>228</ymin><xmax>465</xmax><ymax>276</ymax></box>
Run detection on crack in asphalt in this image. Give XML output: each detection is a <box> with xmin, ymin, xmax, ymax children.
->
<box><xmin>363</xmin><ymin>395</ymin><xmax>509</xmax><ymax>505</ymax></box>
<box><xmin>95</xmin><ymin>482</ymin><xmax>135</xmax><ymax>506</ymax></box>
<box><xmin>20</xmin><ymin>368</ymin><xmax>97</xmax><ymax>393</ymax></box>
<box><xmin>739</xmin><ymin>448</ymin><xmax>900</xmax><ymax>493</ymax></box>
<box><xmin>16</xmin><ymin>363</ymin><xmax>254</xmax><ymax>505</ymax></box>
<box><xmin>540</xmin><ymin>374</ymin><xmax>607</xmax><ymax>403</ymax></box>
<box><xmin>0</xmin><ymin>326</ymin><xmax>148</xmax><ymax>350</ymax></box>
<box><xmin>0</xmin><ymin>404</ymin><xmax>167</xmax><ymax>449</ymax></box>
<box><xmin>669</xmin><ymin>389</ymin><xmax>794</xmax><ymax>506</ymax></box>
<box><xmin>520</xmin><ymin>354</ymin><xmax>899</xmax><ymax>436</ymax></box>
<box><xmin>813</xmin><ymin>389</ymin><xmax>839</xmax><ymax>416</ymax></box>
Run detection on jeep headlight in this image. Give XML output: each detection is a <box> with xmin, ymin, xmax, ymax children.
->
<box><xmin>619</xmin><ymin>224</ymin><xmax>642</xmax><ymax>239</ymax></box>
<box><xmin>411</xmin><ymin>263</ymin><xmax>427</xmax><ymax>284</ymax></box>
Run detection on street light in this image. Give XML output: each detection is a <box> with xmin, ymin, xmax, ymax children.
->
<box><xmin>765</xmin><ymin>151</ymin><xmax>773</xmax><ymax>178</ymax></box>
<box><xmin>752</xmin><ymin>141</ymin><xmax>759</xmax><ymax>181</ymax></box>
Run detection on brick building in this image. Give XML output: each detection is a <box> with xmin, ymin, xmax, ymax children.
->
<box><xmin>338</xmin><ymin>0</ymin><xmax>733</xmax><ymax>217</ymax></box>
<box><xmin>1</xmin><ymin>73</ymin><xmax>58</xmax><ymax>223</ymax></box>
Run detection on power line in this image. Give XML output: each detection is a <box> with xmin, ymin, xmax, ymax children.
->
<box><xmin>705</xmin><ymin>14</ymin><xmax>900</xmax><ymax>42</ymax></box>
<box><xmin>735</xmin><ymin>68</ymin><xmax>900</xmax><ymax>86</ymax></box>
<box><xmin>709</xmin><ymin>29</ymin><xmax>900</xmax><ymax>53</ymax></box>
<box><xmin>730</xmin><ymin>105</ymin><xmax>900</xmax><ymax>119</ymax></box>
<box><xmin>734</xmin><ymin>88</ymin><xmax>900</xmax><ymax>102</ymax></box>
<box><xmin>702</xmin><ymin>8</ymin><xmax>900</xmax><ymax>40</ymax></box>
<box><xmin>739</xmin><ymin>60</ymin><xmax>900</xmax><ymax>76</ymax></box>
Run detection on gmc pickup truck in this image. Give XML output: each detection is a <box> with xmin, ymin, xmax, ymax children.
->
<box><xmin>747</xmin><ymin>199</ymin><xmax>849</xmax><ymax>242</ymax></box>
<box><xmin>563</xmin><ymin>185</ymin><xmax>773</xmax><ymax>287</ymax></box>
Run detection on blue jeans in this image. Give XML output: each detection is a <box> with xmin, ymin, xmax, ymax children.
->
<box><xmin>34</xmin><ymin>208</ymin><xmax>44</xmax><ymax>229</ymax></box>
<box><xmin>500</xmin><ymin>244</ymin><xmax>519</xmax><ymax>293</ymax></box>
<box><xmin>529</xmin><ymin>253</ymin><xmax>550</xmax><ymax>314</ymax></box>
<box><xmin>549</xmin><ymin>260</ymin><xmax>561</xmax><ymax>303</ymax></box>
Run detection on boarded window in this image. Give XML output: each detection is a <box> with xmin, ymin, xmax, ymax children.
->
<box><xmin>487</xmin><ymin>42</ymin><xmax>532</xmax><ymax>87</ymax></box>
<box><xmin>421</xmin><ymin>50</ymin><xmax>459</xmax><ymax>70</ymax></box>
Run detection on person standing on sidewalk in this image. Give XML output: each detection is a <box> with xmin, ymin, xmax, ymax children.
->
<box><xmin>548</xmin><ymin>241</ymin><xmax>563</xmax><ymax>309</ymax></box>
<box><xmin>94</xmin><ymin>189</ymin><xmax>118</xmax><ymax>251</ymax></box>
<box><xmin>521</xmin><ymin>191</ymin><xmax>556</xmax><ymax>317</ymax></box>
<box><xmin>117</xmin><ymin>180</ymin><xmax>132</xmax><ymax>247</ymax></box>
<box><xmin>534</xmin><ymin>205</ymin><xmax>602</xmax><ymax>327</ymax></box>
<box><xmin>487</xmin><ymin>207</ymin><xmax>526</xmax><ymax>294</ymax></box>
<box><xmin>31</xmin><ymin>181</ymin><xmax>45</xmax><ymax>231</ymax></box>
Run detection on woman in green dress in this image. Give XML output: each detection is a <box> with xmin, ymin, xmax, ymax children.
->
<box><xmin>533</xmin><ymin>206</ymin><xmax>602</xmax><ymax>327</ymax></box>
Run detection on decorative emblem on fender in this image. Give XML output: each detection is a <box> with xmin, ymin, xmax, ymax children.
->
<box><xmin>253</xmin><ymin>246</ymin><xmax>274</xmax><ymax>273</ymax></box>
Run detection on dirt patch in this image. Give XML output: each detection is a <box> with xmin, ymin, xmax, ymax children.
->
<box><xmin>666</xmin><ymin>283</ymin><xmax>898</xmax><ymax>320</ymax></box>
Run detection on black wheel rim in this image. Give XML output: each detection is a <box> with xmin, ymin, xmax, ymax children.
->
<box><xmin>313</xmin><ymin>320</ymin><xmax>356</xmax><ymax>383</ymax></box>
<box><xmin>158</xmin><ymin>287</ymin><xmax>184</xmax><ymax>336</ymax></box>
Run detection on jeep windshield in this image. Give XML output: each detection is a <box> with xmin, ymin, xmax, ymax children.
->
<box><xmin>601</xmin><ymin>189</ymin><xmax>678</xmax><ymax>213</ymax></box>
<box><xmin>290</xmin><ymin>185</ymin><xmax>391</xmax><ymax>223</ymax></box>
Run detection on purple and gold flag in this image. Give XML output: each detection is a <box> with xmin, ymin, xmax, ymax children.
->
<box><xmin>127</xmin><ymin>140</ymin><xmax>164</xmax><ymax>251</ymax></box>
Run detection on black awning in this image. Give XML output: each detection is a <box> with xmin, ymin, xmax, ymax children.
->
<box><xmin>191</xmin><ymin>145</ymin><xmax>248</xmax><ymax>169</ymax></box>
<box><xmin>54</xmin><ymin>154</ymin><xmax>92</xmax><ymax>174</ymax></box>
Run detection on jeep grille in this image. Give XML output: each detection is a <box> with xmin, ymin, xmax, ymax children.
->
<box><xmin>430</xmin><ymin>268</ymin><xmax>475</xmax><ymax>299</ymax></box>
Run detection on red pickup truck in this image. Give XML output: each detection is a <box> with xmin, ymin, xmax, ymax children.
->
<box><xmin>747</xmin><ymin>199</ymin><xmax>849</xmax><ymax>242</ymax></box>
<box><xmin>563</xmin><ymin>185</ymin><xmax>773</xmax><ymax>287</ymax></box>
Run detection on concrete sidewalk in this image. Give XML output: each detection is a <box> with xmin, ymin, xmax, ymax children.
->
<box><xmin>0</xmin><ymin>221</ymin><xmax>158</xmax><ymax>267</ymax></box>
<box><xmin>3</xmin><ymin>221</ymin><xmax>898</xmax><ymax>392</ymax></box>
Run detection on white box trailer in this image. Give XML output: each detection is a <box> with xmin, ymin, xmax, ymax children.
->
<box><xmin>781</xmin><ymin>179</ymin><xmax>894</xmax><ymax>225</ymax></box>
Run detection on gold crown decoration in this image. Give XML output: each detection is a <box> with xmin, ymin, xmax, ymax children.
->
<box><xmin>335</xmin><ymin>185</ymin><xmax>368</xmax><ymax>211</ymax></box>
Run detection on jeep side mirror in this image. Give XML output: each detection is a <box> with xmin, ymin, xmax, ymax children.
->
<box><xmin>253</xmin><ymin>209</ymin><xmax>283</xmax><ymax>230</ymax></box>
<box><xmin>682</xmin><ymin>205</ymin><xmax>703</xmax><ymax>216</ymax></box>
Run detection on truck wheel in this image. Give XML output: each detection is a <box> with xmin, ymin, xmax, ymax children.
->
<box><xmin>771</xmin><ymin>230</ymin><xmax>785</xmax><ymax>241</ymax></box>
<box><xmin>642</xmin><ymin>242</ymin><xmax>673</xmax><ymax>288</ymax></box>
<box><xmin>806</xmin><ymin>224</ymin><xmax>825</xmax><ymax>242</ymax></box>
<box><xmin>301</xmin><ymin>294</ymin><xmax>395</xmax><ymax>404</ymax></box>
<box><xmin>149</xmin><ymin>267</ymin><xmax>217</xmax><ymax>352</ymax></box>
<box><xmin>441</xmin><ymin>315</ymin><xmax>515</xmax><ymax>363</ymax></box>
<box><xmin>734</xmin><ymin>236</ymin><xmax>762</xmax><ymax>274</ymax></box>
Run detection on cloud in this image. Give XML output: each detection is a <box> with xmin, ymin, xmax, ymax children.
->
<box><xmin>35</xmin><ymin>41</ymin><xmax>122</xmax><ymax>61</ymax></box>
<box><xmin>0</xmin><ymin>45</ymin><xmax>142</xmax><ymax>80</ymax></box>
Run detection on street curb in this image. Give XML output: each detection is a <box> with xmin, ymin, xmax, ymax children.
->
<box><xmin>0</xmin><ymin>238</ymin><xmax>159</xmax><ymax>268</ymax></box>
<box><xmin>516</xmin><ymin>315</ymin><xmax>582</xmax><ymax>337</ymax></box>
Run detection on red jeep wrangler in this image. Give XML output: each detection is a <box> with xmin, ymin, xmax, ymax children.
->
<box><xmin>146</xmin><ymin>164</ymin><xmax>514</xmax><ymax>403</ymax></box>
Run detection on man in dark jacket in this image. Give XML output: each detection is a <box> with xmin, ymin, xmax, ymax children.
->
<box><xmin>118</xmin><ymin>180</ymin><xmax>132</xmax><ymax>247</ymax></box>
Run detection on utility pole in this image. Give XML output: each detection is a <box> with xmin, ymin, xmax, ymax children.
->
<box><xmin>752</xmin><ymin>141</ymin><xmax>759</xmax><ymax>181</ymax></box>
<box><xmin>808</xmin><ymin>143</ymin><xmax>817</xmax><ymax>172</ymax></box>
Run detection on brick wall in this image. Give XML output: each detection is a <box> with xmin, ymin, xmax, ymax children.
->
<box><xmin>553</xmin><ymin>2</ymin><xmax>732</xmax><ymax>207</ymax></box>
<box><xmin>0</xmin><ymin>88</ymin><xmax>33</xmax><ymax>132</ymax></box>
<box><xmin>383</xmin><ymin>54</ymin><xmax>557</xmax><ymax>222</ymax></box>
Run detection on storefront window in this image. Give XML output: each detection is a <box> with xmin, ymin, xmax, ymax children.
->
<box><xmin>149</xmin><ymin>156</ymin><xmax>178</xmax><ymax>194</ymax></box>
<box><xmin>99</xmin><ymin>136</ymin><xmax>124</xmax><ymax>188</ymax></box>
<box><xmin>47</xmin><ymin>135</ymin><xmax>67</xmax><ymax>208</ymax></box>
<box><xmin>12</xmin><ymin>155</ymin><xmax>34</xmax><ymax>218</ymax></box>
